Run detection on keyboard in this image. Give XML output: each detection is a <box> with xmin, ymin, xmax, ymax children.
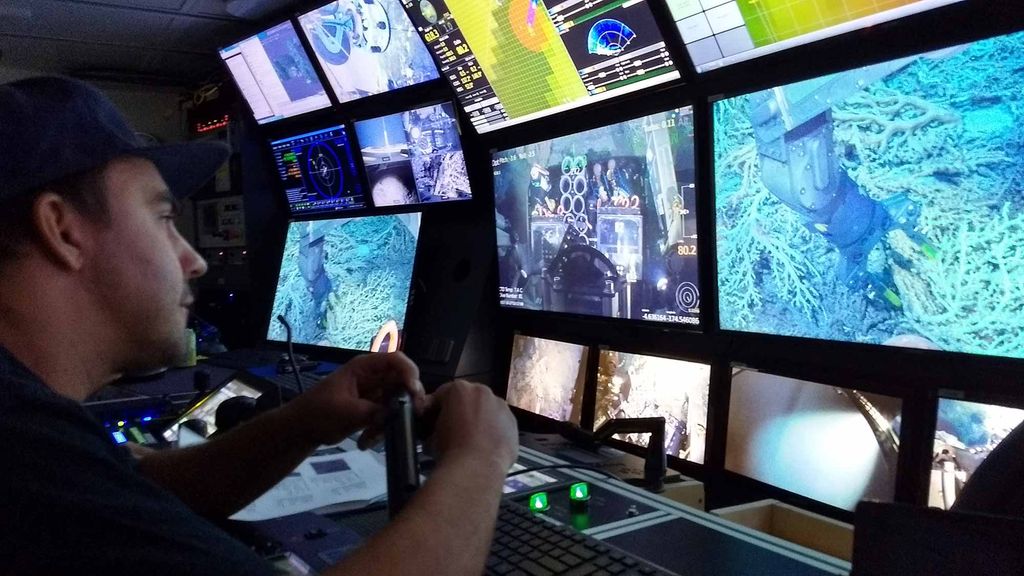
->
<box><xmin>489</xmin><ymin>501</ymin><xmax>674</xmax><ymax>576</ymax></box>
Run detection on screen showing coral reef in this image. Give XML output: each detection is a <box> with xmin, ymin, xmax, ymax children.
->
<box><xmin>594</xmin><ymin>350</ymin><xmax>710</xmax><ymax>464</ymax></box>
<box><xmin>401</xmin><ymin>0</ymin><xmax>679</xmax><ymax>133</ymax></box>
<box><xmin>506</xmin><ymin>335</ymin><xmax>588</xmax><ymax>424</ymax></box>
<box><xmin>354</xmin><ymin>102</ymin><xmax>471</xmax><ymax>206</ymax></box>
<box><xmin>929</xmin><ymin>398</ymin><xmax>1024</xmax><ymax>510</ymax></box>
<box><xmin>268</xmin><ymin>214</ymin><xmax>420</xmax><ymax>352</ymax></box>
<box><xmin>219</xmin><ymin>20</ymin><xmax>332</xmax><ymax>124</ymax></box>
<box><xmin>298</xmin><ymin>0</ymin><xmax>440</xmax><ymax>104</ymax></box>
<box><xmin>714</xmin><ymin>30</ymin><xmax>1024</xmax><ymax>359</ymax></box>
<box><xmin>726</xmin><ymin>367</ymin><xmax>902</xmax><ymax>510</ymax></box>
<box><xmin>670</xmin><ymin>0</ymin><xmax>963</xmax><ymax>73</ymax></box>
<box><xmin>494</xmin><ymin>107</ymin><xmax>700</xmax><ymax>326</ymax></box>
<box><xmin>270</xmin><ymin>124</ymin><xmax>366</xmax><ymax>215</ymax></box>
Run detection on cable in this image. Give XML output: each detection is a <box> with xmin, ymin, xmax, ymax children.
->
<box><xmin>506</xmin><ymin>464</ymin><xmax>621</xmax><ymax>482</ymax></box>
<box><xmin>277</xmin><ymin>314</ymin><xmax>305</xmax><ymax>397</ymax></box>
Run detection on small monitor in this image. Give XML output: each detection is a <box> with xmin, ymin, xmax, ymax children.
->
<box><xmin>354</xmin><ymin>101</ymin><xmax>471</xmax><ymax>206</ymax></box>
<box><xmin>297</xmin><ymin>0</ymin><xmax>440</xmax><ymax>104</ymax></box>
<box><xmin>402</xmin><ymin>0</ymin><xmax>680</xmax><ymax>133</ymax></box>
<box><xmin>673</xmin><ymin>0</ymin><xmax>964</xmax><ymax>73</ymax></box>
<box><xmin>594</xmin><ymin>350</ymin><xmax>710</xmax><ymax>464</ymax></box>
<box><xmin>161</xmin><ymin>377</ymin><xmax>263</xmax><ymax>443</ymax></box>
<box><xmin>506</xmin><ymin>334</ymin><xmax>588</xmax><ymax>425</ymax></box>
<box><xmin>494</xmin><ymin>106</ymin><xmax>700</xmax><ymax>326</ymax></box>
<box><xmin>219</xmin><ymin>20</ymin><xmax>332</xmax><ymax>124</ymax></box>
<box><xmin>929</xmin><ymin>397</ymin><xmax>1024</xmax><ymax>510</ymax></box>
<box><xmin>726</xmin><ymin>367</ymin><xmax>902</xmax><ymax>510</ymax></box>
<box><xmin>714</xmin><ymin>29</ymin><xmax>1024</xmax><ymax>360</ymax></box>
<box><xmin>270</xmin><ymin>124</ymin><xmax>366</xmax><ymax>215</ymax></box>
<box><xmin>267</xmin><ymin>214</ymin><xmax>421</xmax><ymax>353</ymax></box>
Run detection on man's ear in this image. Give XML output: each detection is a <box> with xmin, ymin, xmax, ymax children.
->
<box><xmin>31</xmin><ymin>192</ymin><xmax>93</xmax><ymax>271</ymax></box>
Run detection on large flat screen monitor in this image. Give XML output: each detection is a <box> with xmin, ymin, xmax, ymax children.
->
<box><xmin>401</xmin><ymin>0</ymin><xmax>680</xmax><ymax>133</ymax></box>
<box><xmin>219</xmin><ymin>21</ymin><xmax>332</xmax><ymax>124</ymax></box>
<box><xmin>297</xmin><ymin>0</ymin><xmax>440</xmax><ymax>104</ymax></box>
<box><xmin>494</xmin><ymin>106</ymin><xmax>700</xmax><ymax>326</ymax></box>
<box><xmin>267</xmin><ymin>214</ymin><xmax>421</xmax><ymax>352</ymax></box>
<box><xmin>930</xmin><ymin>397</ymin><xmax>1024</xmax><ymax>510</ymax></box>
<box><xmin>726</xmin><ymin>367</ymin><xmax>902</xmax><ymax>510</ymax></box>
<box><xmin>671</xmin><ymin>0</ymin><xmax>964</xmax><ymax>73</ymax></box>
<box><xmin>354</xmin><ymin>101</ymin><xmax>471</xmax><ymax>206</ymax></box>
<box><xmin>714</xmin><ymin>30</ymin><xmax>1024</xmax><ymax>360</ymax></box>
<box><xmin>594</xmin><ymin>350</ymin><xmax>710</xmax><ymax>464</ymax></box>
<box><xmin>270</xmin><ymin>124</ymin><xmax>366</xmax><ymax>215</ymax></box>
<box><xmin>506</xmin><ymin>334</ymin><xmax>588</xmax><ymax>424</ymax></box>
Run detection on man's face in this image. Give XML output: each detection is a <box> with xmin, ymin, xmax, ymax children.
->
<box><xmin>84</xmin><ymin>157</ymin><xmax>207</xmax><ymax>373</ymax></box>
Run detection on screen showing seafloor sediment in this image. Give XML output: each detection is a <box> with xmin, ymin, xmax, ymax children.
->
<box><xmin>726</xmin><ymin>367</ymin><xmax>902</xmax><ymax>510</ymax></box>
<box><xmin>714</xmin><ymin>30</ymin><xmax>1024</xmax><ymax>360</ymax></box>
<box><xmin>594</xmin><ymin>350</ymin><xmax>710</xmax><ymax>464</ymax></box>
<box><xmin>505</xmin><ymin>334</ymin><xmax>587</xmax><ymax>424</ymax></box>
<box><xmin>268</xmin><ymin>214</ymin><xmax>420</xmax><ymax>352</ymax></box>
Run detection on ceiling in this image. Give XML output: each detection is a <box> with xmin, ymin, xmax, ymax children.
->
<box><xmin>0</xmin><ymin>0</ymin><xmax>294</xmax><ymax>87</ymax></box>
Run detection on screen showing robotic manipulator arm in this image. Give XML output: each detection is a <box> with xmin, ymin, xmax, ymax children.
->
<box><xmin>267</xmin><ymin>213</ymin><xmax>421</xmax><ymax>354</ymax></box>
<box><xmin>715</xmin><ymin>29</ymin><xmax>1024</xmax><ymax>360</ymax></box>
<box><xmin>494</xmin><ymin>106</ymin><xmax>700</xmax><ymax>326</ymax></box>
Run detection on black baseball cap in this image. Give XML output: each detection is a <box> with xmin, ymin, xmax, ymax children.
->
<box><xmin>0</xmin><ymin>76</ymin><xmax>229</xmax><ymax>203</ymax></box>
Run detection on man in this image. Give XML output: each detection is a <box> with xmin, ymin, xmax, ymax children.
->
<box><xmin>0</xmin><ymin>76</ymin><xmax>519</xmax><ymax>574</ymax></box>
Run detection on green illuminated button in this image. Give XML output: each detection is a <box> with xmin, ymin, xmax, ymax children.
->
<box><xmin>529</xmin><ymin>492</ymin><xmax>550</xmax><ymax>512</ymax></box>
<box><xmin>570</xmin><ymin>482</ymin><xmax>591</xmax><ymax>502</ymax></box>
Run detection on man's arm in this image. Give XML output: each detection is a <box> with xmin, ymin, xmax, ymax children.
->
<box><xmin>325</xmin><ymin>380</ymin><xmax>519</xmax><ymax>576</ymax></box>
<box><xmin>136</xmin><ymin>353</ymin><xmax>426</xmax><ymax>519</ymax></box>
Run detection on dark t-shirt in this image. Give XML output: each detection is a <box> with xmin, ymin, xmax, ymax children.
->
<box><xmin>0</xmin><ymin>346</ymin><xmax>277</xmax><ymax>575</ymax></box>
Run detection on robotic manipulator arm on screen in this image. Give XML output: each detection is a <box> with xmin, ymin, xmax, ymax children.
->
<box><xmin>748</xmin><ymin>56</ymin><xmax>939</xmax><ymax>308</ymax></box>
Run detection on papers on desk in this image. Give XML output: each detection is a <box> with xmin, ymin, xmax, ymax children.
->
<box><xmin>230</xmin><ymin>446</ymin><xmax>387</xmax><ymax>522</ymax></box>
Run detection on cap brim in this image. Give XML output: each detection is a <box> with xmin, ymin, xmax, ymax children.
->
<box><xmin>136</xmin><ymin>141</ymin><xmax>231</xmax><ymax>199</ymax></box>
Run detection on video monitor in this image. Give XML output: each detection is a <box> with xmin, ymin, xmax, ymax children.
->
<box><xmin>270</xmin><ymin>124</ymin><xmax>366</xmax><ymax>215</ymax></box>
<box><xmin>714</xmin><ymin>30</ymin><xmax>1024</xmax><ymax>360</ymax></box>
<box><xmin>267</xmin><ymin>214</ymin><xmax>421</xmax><ymax>353</ymax></box>
<box><xmin>219</xmin><ymin>21</ymin><xmax>332</xmax><ymax>124</ymax></box>
<box><xmin>929</xmin><ymin>398</ymin><xmax>1024</xmax><ymax>510</ymax></box>
<box><xmin>297</xmin><ymin>0</ymin><xmax>440</xmax><ymax>104</ymax></box>
<box><xmin>594</xmin><ymin>350</ymin><xmax>710</xmax><ymax>464</ymax></box>
<box><xmin>505</xmin><ymin>335</ymin><xmax>587</xmax><ymax>424</ymax></box>
<box><xmin>354</xmin><ymin>101</ymin><xmax>471</xmax><ymax>206</ymax></box>
<box><xmin>671</xmin><ymin>0</ymin><xmax>964</xmax><ymax>73</ymax></box>
<box><xmin>726</xmin><ymin>367</ymin><xmax>902</xmax><ymax>510</ymax></box>
<box><xmin>161</xmin><ymin>378</ymin><xmax>263</xmax><ymax>443</ymax></box>
<box><xmin>494</xmin><ymin>106</ymin><xmax>700</xmax><ymax>326</ymax></box>
<box><xmin>401</xmin><ymin>0</ymin><xmax>680</xmax><ymax>133</ymax></box>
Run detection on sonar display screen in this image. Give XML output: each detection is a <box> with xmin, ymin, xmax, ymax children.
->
<box><xmin>402</xmin><ymin>0</ymin><xmax>679</xmax><ymax>133</ymax></box>
<box><xmin>595</xmin><ymin>350</ymin><xmax>710</xmax><ymax>464</ymax></box>
<box><xmin>494</xmin><ymin>107</ymin><xmax>700</xmax><ymax>326</ymax></box>
<box><xmin>715</xmin><ymin>30</ymin><xmax>1024</xmax><ymax>360</ymax></box>
<box><xmin>930</xmin><ymin>398</ymin><xmax>1024</xmax><ymax>510</ymax></box>
<box><xmin>726</xmin><ymin>367</ymin><xmax>902</xmax><ymax>510</ymax></box>
<box><xmin>270</xmin><ymin>125</ymin><xmax>366</xmax><ymax>215</ymax></box>
<box><xmin>219</xmin><ymin>21</ymin><xmax>332</xmax><ymax>124</ymax></box>
<box><xmin>671</xmin><ymin>0</ymin><xmax>964</xmax><ymax>73</ymax></box>
<box><xmin>354</xmin><ymin>101</ymin><xmax>471</xmax><ymax>206</ymax></box>
<box><xmin>268</xmin><ymin>214</ymin><xmax>420</xmax><ymax>353</ymax></box>
<box><xmin>298</xmin><ymin>0</ymin><xmax>440</xmax><ymax>104</ymax></box>
<box><xmin>506</xmin><ymin>334</ymin><xmax>588</xmax><ymax>424</ymax></box>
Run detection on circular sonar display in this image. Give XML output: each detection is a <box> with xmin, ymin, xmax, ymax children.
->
<box><xmin>588</xmin><ymin>19</ymin><xmax>635</xmax><ymax>56</ymax></box>
<box><xmin>306</xmin><ymin>142</ymin><xmax>345</xmax><ymax>199</ymax></box>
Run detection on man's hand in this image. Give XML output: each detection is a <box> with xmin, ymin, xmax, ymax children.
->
<box><xmin>286</xmin><ymin>352</ymin><xmax>425</xmax><ymax>448</ymax></box>
<box><xmin>425</xmin><ymin>380</ymin><xmax>519</xmax><ymax>473</ymax></box>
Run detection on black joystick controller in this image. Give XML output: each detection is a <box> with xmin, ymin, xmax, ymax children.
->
<box><xmin>385</xmin><ymin>391</ymin><xmax>420</xmax><ymax>519</ymax></box>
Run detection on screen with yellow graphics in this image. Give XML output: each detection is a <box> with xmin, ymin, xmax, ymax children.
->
<box><xmin>668</xmin><ymin>0</ymin><xmax>964</xmax><ymax>73</ymax></box>
<box><xmin>402</xmin><ymin>0</ymin><xmax>679</xmax><ymax>133</ymax></box>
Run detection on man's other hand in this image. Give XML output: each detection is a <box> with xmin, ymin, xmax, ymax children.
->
<box><xmin>424</xmin><ymin>380</ymin><xmax>519</xmax><ymax>473</ymax></box>
<box><xmin>287</xmin><ymin>352</ymin><xmax>425</xmax><ymax>447</ymax></box>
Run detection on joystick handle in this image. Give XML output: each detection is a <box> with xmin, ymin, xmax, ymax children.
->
<box><xmin>385</xmin><ymin>391</ymin><xmax>420</xmax><ymax>518</ymax></box>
